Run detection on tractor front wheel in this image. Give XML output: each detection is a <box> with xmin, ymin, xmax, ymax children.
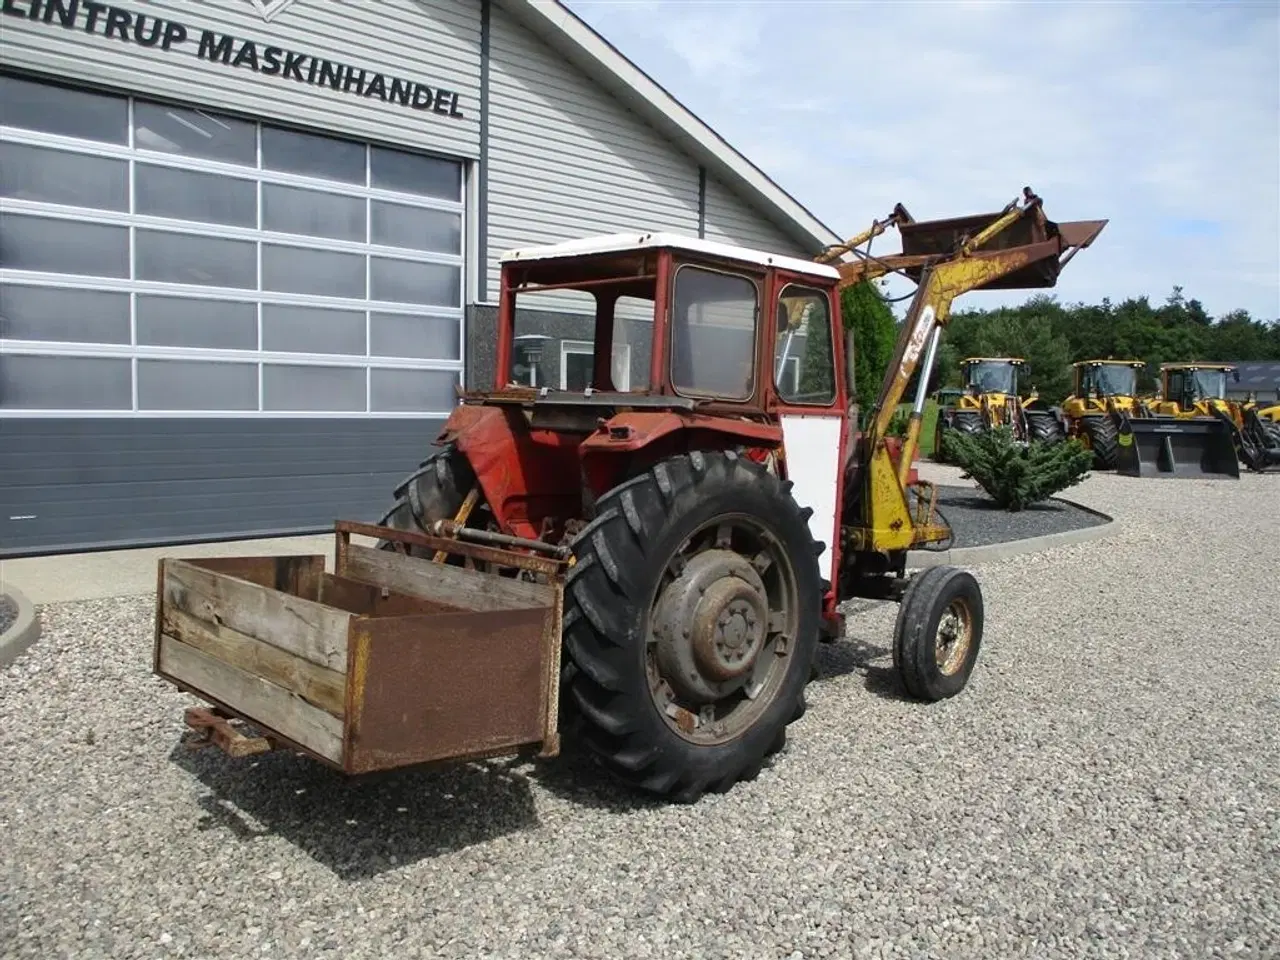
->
<box><xmin>562</xmin><ymin>450</ymin><xmax>822</xmax><ymax>803</ymax></box>
<box><xmin>893</xmin><ymin>565</ymin><xmax>984</xmax><ymax>701</ymax></box>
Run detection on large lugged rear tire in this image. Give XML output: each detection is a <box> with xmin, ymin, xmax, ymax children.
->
<box><xmin>376</xmin><ymin>443</ymin><xmax>488</xmax><ymax>559</ymax></box>
<box><xmin>1081</xmin><ymin>416</ymin><xmax>1119</xmax><ymax>470</ymax></box>
<box><xmin>562</xmin><ymin>450</ymin><xmax>822</xmax><ymax>803</ymax></box>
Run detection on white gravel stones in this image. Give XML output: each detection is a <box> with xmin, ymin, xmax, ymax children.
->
<box><xmin>2</xmin><ymin>469</ymin><xmax>1278</xmax><ymax>959</ymax></box>
<box><xmin>0</xmin><ymin>593</ymin><xmax>16</xmax><ymax>635</ymax></box>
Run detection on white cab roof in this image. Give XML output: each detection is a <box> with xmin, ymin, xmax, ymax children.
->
<box><xmin>498</xmin><ymin>232</ymin><xmax>841</xmax><ymax>281</ymax></box>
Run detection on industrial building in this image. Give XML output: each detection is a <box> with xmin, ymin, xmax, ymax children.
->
<box><xmin>0</xmin><ymin>0</ymin><xmax>841</xmax><ymax>555</ymax></box>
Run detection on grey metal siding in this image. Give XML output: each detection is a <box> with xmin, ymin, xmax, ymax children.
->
<box><xmin>0</xmin><ymin>0</ymin><xmax>482</xmax><ymax>159</ymax></box>
<box><xmin>702</xmin><ymin>173</ymin><xmax>812</xmax><ymax>257</ymax></box>
<box><xmin>484</xmin><ymin>2</ymin><xmax>700</xmax><ymax>312</ymax></box>
<box><xmin>0</xmin><ymin>418</ymin><xmax>442</xmax><ymax>557</ymax></box>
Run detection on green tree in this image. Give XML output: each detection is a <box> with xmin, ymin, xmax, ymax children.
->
<box><xmin>940</xmin><ymin>427</ymin><xmax>1093</xmax><ymax>511</ymax></box>
<box><xmin>838</xmin><ymin>280</ymin><xmax>898</xmax><ymax>424</ymax></box>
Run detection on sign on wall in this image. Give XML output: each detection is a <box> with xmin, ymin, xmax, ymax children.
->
<box><xmin>0</xmin><ymin>0</ymin><xmax>466</xmax><ymax>119</ymax></box>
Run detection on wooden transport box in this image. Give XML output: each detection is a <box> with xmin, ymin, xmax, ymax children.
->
<box><xmin>152</xmin><ymin>521</ymin><xmax>567</xmax><ymax>774</ymax></box>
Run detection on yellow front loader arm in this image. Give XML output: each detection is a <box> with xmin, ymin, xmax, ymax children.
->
<box><xmin>831</xmin><ymin>188</ymin><xmax>1107</xmax><ymax>555</ymax></box>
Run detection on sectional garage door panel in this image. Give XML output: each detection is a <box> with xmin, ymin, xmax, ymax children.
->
<box><xmin>0</xmin><ymin>72</ymin><xmax>467</xmax><ymax>417</ymax></box>
<box><xmin>0</xmin><ymin>418</ymin><xmax>445</xmax><ymax>556</ymax></box>
<box><xmin>0</xmin><ymin>71</ymin><xmax>468</xmax><ymax>553</ymax></box>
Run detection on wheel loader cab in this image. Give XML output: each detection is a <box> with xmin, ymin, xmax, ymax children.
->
<box><xmin>961</xmin><ymin>358</ymin><xmax>1021</xmax><ymax>400</ymax></box>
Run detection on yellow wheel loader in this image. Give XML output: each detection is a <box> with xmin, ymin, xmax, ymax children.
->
<box><xmin>1135</xmin><ymin>363</ymin><xmax>1280</xmax><ymax>474</ymax></box>
<box><xmin>933</xmin><ymin>357</ymin><xmax>1065</xmax><ymax>462</ymax></box>
<box><xmin>1059</xmin><ymin>359</ymin><xmax>1146</xmax><ymax>470</ymax></box>
<box><xmin>147</xmin><ymin>189</ymin><xmax>1107</xmax><ymax>804</ymax></box>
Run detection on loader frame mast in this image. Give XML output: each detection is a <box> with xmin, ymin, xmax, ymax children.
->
<box><xmin>829</xmin><ymin>190</ymin><xmax>1097</xmax><ymax>555</ymax></box>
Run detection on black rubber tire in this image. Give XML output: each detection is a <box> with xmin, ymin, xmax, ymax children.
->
<box><xmin>893</xmin><ymin>565</ymin><xmax>984</xmax><ymax>702</ymax></box>
<box><xmin>933</xmin><ymin>418</ymin><xmax>950</xmax><ymax>463</ymax></box>
<box><xmin>1082</xmin><ymin>416</ymin><xmax>1119</xmax><ymax>470</ymax></box>
<box><xmin>376</xmin><ymin>443</ymin><xmax>484</xmax><ymax>559</ymax></box>
<box><xmin>951</xmin><ymin>410</ymin><xmax>985</xmax><ymax>434</ymax></box>
<box><xmin>561</xmin><ymin>449</ymin><xmax>821</xmax><ymax>803</ymax></box>
<box><xmin>1026</xmin><ymin>411</ymin><xmax>1065</xmax><ymax>445</ymax></box>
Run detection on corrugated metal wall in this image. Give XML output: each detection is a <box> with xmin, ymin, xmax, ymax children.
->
<box><xmin>0</xmin><ymin>0</ymin><xmax>482</xmax><ymax>158</ymax></box>
<box><xmin>485</xmin><ymin>2</ymin><xmax>699</xmax><ymax>315</ymax></box>
<box><xmin>702</xmin><ymin>173</ymin><xmax>806</xmax><ymax>254</ymax></box>
<box><xmin>483</xmin><ymin>2</ymin><xmax>812</xmax><ymax>316</ymax></box>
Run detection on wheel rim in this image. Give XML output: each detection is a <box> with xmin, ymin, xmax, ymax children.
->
<box><xmin>935</xmin><ymin>598</ymin><xmax>973</xmax><ymax>675</ymax></box>
<box><xmin>646</xmin><ymin>513</ymin><xmax>800</xmax><ymax>746</ymax></box>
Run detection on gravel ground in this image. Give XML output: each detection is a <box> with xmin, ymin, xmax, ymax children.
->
<box><xmin>2</xmin><ymin>467</ymin><xmax>1278</xmax><ymax>960</ymax></box>
<box><xmin>0</xmin><ymin>593</ymin><xmax>16</xmax><ymax>635</ymax></box>
<box><xmin>930</xmin><ymin>483</ymin><xmax>1107</xmax><ymax>547</ymax></box>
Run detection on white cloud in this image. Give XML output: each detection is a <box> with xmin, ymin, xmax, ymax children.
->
<box><xmin>563</xmin><ymin>0</ymin><xmax>1280</xmax><ymax>320</ymax></box>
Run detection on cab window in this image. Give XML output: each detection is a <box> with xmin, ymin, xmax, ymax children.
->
<box><xmin>669</xmin><ymin>265</ymin><xmax>759</xmax><ymax>400</ymax></box>
<box><xmin>774</xmin><ymin>284</ymin><xmax>836</xmax><ymax>405</ymax></box>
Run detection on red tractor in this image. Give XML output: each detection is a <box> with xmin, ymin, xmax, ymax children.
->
<box><xmin>369</xmin><ymin>189</ymin><xmax>1108</xmax><ymax>802</ymax></box>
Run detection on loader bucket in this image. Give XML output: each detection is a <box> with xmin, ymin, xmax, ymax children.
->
<box><xmin>899</xmin><ymin>207</ymin><xmax>1108</xmax><ymax>291</ymax></box>
<box><xmin>1114</xmin><ymin>416</ymin><xmax>1240</xmax><ymax>479</ymax></box>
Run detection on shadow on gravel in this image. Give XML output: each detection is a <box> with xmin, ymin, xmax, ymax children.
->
<box><xmin>814</xmin><ymin>637</ymin><xmax>914</xmax><ymax>703</ymax></box>
<box><xmin>170</xmin><ymin>741</ymin><xmax>539</xmax><ymax>880</ymax></box>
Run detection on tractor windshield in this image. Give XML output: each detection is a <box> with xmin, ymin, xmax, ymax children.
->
<box><xmin>1090</xmin><ymin>365</ymin><xmax>1137</xmax><ymax>397</ymax></box>
<box><xmin>965</xmin><ymin>361</ymin><xmax>1017</xmax><ymax>395</ymax></box>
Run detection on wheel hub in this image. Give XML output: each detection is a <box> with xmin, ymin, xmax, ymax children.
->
<box><xmin>654</xmin><ymin>550</ymin><xmax>770</xmax><ymax>704</ymax></box>
<box><xmin>935</xmin><ymin>600</ymin><xmax>972</xmax><ymax>675</ymax></box>
<box><xmin>691</xmin><ymin>578</ymin><xmax>767</xmax><ymax>682</ymax></box>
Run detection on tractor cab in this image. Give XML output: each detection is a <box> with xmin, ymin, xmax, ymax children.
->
<box><xmin>438</xmin><ymin>232</ymin><xmax>852</xmax><ymax>568</ymax></box>
<box><xmin>1073</xmin><ymin>359</ymin><xmax>1143</xmax><ymax>399</ymax></box>
<box><xmin>486</xmin><ymin>232</ymin><xmax>847</xmax><ymax>422</ymax></box>
<box><xmin>961</xmin><ymin>357</ymin><xmax>1023</xmax><ymax>401</ymax></box>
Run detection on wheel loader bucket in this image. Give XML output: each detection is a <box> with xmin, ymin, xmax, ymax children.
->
<box><xmin>1114</xmin><ymin>416</ymin><xmax>1240</xmax><ymax>479</ymax></box>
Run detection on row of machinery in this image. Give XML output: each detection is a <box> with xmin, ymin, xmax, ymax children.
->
<box><xmin>151</xmin><ymin>188</ymin><xmax>1113</xmax><ymax>804</ymax></box>
<box><xmin>935</xmin><ymin>355</ymin><xmax>1280</xmax><ymax>478</ymax></box>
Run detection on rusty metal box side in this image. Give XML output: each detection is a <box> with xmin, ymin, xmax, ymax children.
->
<box><xmin>340</xmin><ymin>604</ymin><xmax>557</xmax><ymax>775</ymax></box>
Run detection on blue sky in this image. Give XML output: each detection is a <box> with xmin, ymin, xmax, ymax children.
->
<box><xmin>562</xmin><ymin>0</ymin><xmax>1280</xmax><ymax>322</ymax></box>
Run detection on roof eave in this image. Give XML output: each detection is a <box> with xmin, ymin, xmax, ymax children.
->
<box><xmin>493</xmin><ymin>0</ymin><xmax>844</xmax><ymax>255</ymax></box>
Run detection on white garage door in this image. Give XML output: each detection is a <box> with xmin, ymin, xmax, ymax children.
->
<box><xmin>0</xmin><ymin>72</ymin><xmax>466</xmax><ymax>417</ymax></box>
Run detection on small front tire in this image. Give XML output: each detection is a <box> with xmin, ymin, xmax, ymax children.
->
<box><xmin>893</xmin><ymin>565</ymin><xmax>983</xmax><ymax>701</ymax></box>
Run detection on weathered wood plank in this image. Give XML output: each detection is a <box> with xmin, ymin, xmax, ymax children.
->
<box><xmin>158</xmin><ymin>635</ymin><xmax>344</xmax><ymax>764</ymax></box>
<box><xmin>163</xmin><ymin>605</ymin><xmax>346</xmax><ymax>717</ymax></box>
<box><xmin>190</xmin><ymin>555</ymin><xmax>325</xmax><ymax>601</ymax></box>
<box><xmin>341</xmin><ymin>543</ymin><xmax>554</xmax><ymax>613</ymax></box>
<box><xmin>162</xmin><ymin>559</ymin><xmax>350</xmax><ymax>671</ymax></box>
<box><xmin>317</xmin><ymin>573</ymin><xmax>461</xmax><ymax>618</ymax></box>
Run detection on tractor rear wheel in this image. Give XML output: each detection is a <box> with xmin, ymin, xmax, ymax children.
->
<box><xmin>562</xmin><ymin>450</ymin><xmax>821</xmax><ymax>803</ymax></box>
<box><xmin>1082</xmin><ymin>416</ymin><xmax>1119</xmax><ymax>469</ymax></box>
<box><xmin>376</xmin><ymin>444</ymin><xmax>493</xmax><ymax>559</ymax></box>
<box><xmin>893</xmin><ymin>565</ymin><xmax>983</xmax><ymax>701</ymax></box>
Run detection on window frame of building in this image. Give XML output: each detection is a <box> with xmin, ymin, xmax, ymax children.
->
<box><xmin>0</xmin><ymin>72</ymin><xmax>466</xmax><ymax>418</ymax></box>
